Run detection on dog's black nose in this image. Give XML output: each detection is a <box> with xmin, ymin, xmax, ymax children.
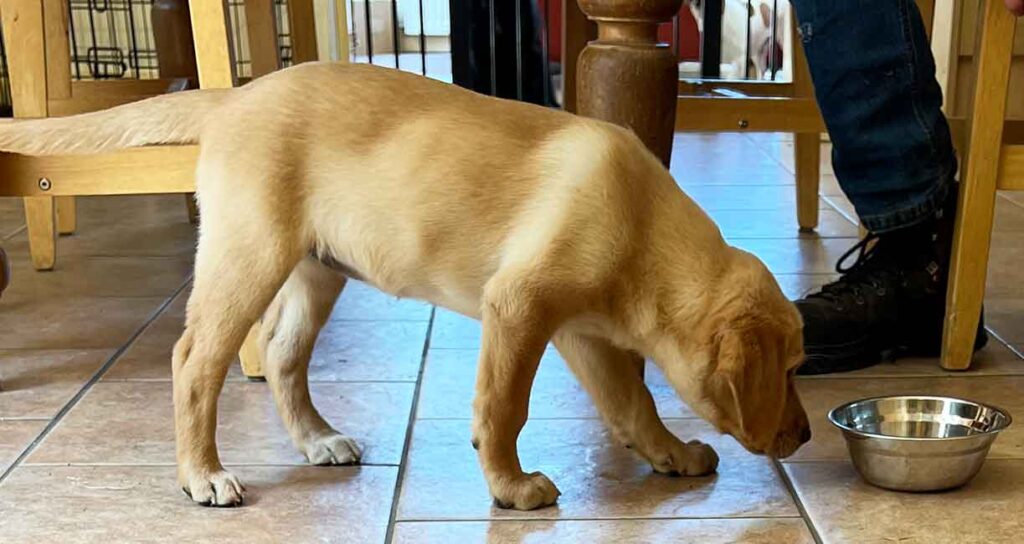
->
<box><xmin>800</xmin><ymin>426</ymin><xmax>812</xmax><ymax>443</ymax></box>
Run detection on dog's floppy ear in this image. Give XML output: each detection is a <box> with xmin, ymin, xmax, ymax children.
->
<box><xmin>708</xmin><ymin>323</ymin><xmax>787</xmax><ymax>450</ymax></box>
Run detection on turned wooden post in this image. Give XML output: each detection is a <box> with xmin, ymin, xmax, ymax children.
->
<box><xmin>576</xmin><ymin>0</ymin><xmax>683</xmax><ymax>166</ymax></box>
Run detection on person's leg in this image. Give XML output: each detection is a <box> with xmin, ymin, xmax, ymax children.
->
<box><xmin>789</xmin><ymin>0</ymin><xmax>985</xmax><ymax>374</ymax></box>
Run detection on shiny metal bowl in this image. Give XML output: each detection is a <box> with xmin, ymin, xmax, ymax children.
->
<box><xmin>828</xmin><ymin>396</ymin><xmax>1011</xmax><ymax>492</ymax></box>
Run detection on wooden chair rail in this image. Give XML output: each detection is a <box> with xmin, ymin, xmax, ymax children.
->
<box><xmin>0</xmin><ymin>146</ymin><xmax>198</xmax><ymax>197</ymax></box>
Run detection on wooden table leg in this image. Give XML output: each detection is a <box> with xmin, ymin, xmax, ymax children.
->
<box><xmin>575</xmin><ymin>0</ymin><xmax>683</xmax><ymax>167</ymax></box>
<box><xmin>792</xmin><ymin>12</ymin><xmax>820</xmax><ymax>231</ymax></box>
<box><xmin>941</xmin><ymin>1</ymin><xmax>1015</xmax><ymax>370</ymax></box>
<box><xmin>3</xmin><ymin>0</ymin><xmax>57</xmax><ymax>270</ymax></box>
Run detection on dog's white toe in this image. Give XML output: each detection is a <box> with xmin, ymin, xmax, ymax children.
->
<box><xmin>303</xmin><ymin>433</ymin><xmax>362</xmax><ymax>465</ymax></box>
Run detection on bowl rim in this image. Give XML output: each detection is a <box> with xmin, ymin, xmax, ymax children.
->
<box><xmin>827</xmin><ymin>395</ymin><xmax>1013</xmax><ymax>441</ymax></box>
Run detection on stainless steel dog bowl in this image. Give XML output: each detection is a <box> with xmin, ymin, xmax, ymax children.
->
<box><xmin>829</xmin><ymin>396</ymin><xmax>1011</xmax><ymax>492</ymax></box>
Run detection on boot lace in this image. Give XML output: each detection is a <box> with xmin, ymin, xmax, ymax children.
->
<box><xmin>808</xmin><ymin>234</ymin><xmax>899</xmax><ymax>306</ymax></box>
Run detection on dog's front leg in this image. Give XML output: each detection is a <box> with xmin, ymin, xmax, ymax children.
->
<box><xmin>471</xmin><ymin>290</ymin><xmax>560</xmax><ymax>511</ymax></box>
<box><xmin>553</xmin><ymin>332</ymin><xmax>719</xmax><ymax>477</ymax></box>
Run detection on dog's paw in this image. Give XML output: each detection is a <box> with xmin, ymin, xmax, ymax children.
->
<box><xmin>302</xmin><ymin>433</ymin><xmax>362</xmax><ymax>466</ymax></box>
<box><xmin>491</xmin><ymin>471</ymin><xmax>561</xmax><ymax>511</ymax></box>
<box><xmin>181</xmin><ymin>469</ymin><xmax>245</xmax><ymax>507</ymax></box>
<box><xmin>650</xmin><ymin>439</ymin><xmax>719</xmax><ymax>477</ymax></box>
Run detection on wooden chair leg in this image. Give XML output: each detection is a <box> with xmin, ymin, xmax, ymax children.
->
<box><xmin>239</xmin><ymin>323</ymin><xmax>265</xmax><ymax>380</ymax></box>
<box><xmin>795</xmin><ymin>133</ymin><xmax>820</xmax><ymax>231</ymax></box>
<box><xmin>941</xmin><ymin>1</ymin><xmax>1015</xmax><ymax>370</ymax></box>
<box><xmin>56</xmin><ymin>196</ymin><xmax>76</xmax><ymax>235</ymax></box>
<box><xmin>24</xmin><ymin>196</ymin><xmax>56</xmax><ymax>271</ymax></box>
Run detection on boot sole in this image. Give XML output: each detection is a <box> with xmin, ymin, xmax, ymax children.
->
<box><xmin>797</xmin><ymin>327</ymin><xmax>989</xmax><ymax>376</ymax></box>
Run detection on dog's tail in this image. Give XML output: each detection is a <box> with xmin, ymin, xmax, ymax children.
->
<box><xmin>0</xmin><ymin>89</ymin><xmax>231</xmax><ymax>156</ymax></box>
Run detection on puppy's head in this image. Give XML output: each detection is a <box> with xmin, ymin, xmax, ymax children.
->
<box><xmin>659</xmin><ymin>250</ymin><xmax>810</xmax><ymax>458</ymax></box>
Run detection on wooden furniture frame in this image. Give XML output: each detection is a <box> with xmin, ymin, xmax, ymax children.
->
<box><xmin>0</xmin><ymin>0</ymin><xmax>318</xmax><ymax>378</ymax></box>
<box><xmin>0</xmin><ymin>0</ymin><xmax>317</xmax><ymax>272</ymax></box>
<box><xmin>565</xmin><ymin>0</ymin><xmax>825</xmax><ymax>230</ymax></box>
<box><xmin>566</xmin><ymin>1</ymin><xmax>1019</xmax><ymax>370</ymax></box>
<box><xmin>941</xmin><ymin>1</ymin><xmax>1024</xmax><ymax>369</ymax></box>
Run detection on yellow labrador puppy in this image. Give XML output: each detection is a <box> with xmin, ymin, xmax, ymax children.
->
<box><xmin>0</xmin><ymin>63</ymin><xmax>810</xmax><ymax>510</ymax></box>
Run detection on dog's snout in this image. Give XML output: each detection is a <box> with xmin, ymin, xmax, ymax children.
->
<box><xmin>799</xmin><ymin>425</ymin><xmax>812</xmax><ymax>444</ymax></box>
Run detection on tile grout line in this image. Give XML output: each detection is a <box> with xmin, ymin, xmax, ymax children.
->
<box><xmin>1</xmin><ymin>224</ymin><xmax>27</xmax><ymax>242</ymax></box>
<box><xmin>385</xmin><ymin>305</ymin><xmax>436</xmax><ymax>544</ymax></box>
<box><xmin>0</xmin><ymin>277</ymin><xmax>192</xmax><ymax>486</ymax></box>
<box><xmin>772</xmin><ymin>459</ymin><xmax>824</xmax><ymax>544</ymax></box>
<box><xmin>394</xmin><ymin>515</ymin><xmax>808</xmax><ymax>525</ymax></box>
<box><xmin>986</xmin><ymin>327</ymin><xmax>1024</xmax><ymax>362</ymax></box>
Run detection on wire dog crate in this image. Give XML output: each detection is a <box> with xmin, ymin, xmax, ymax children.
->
<box><xmin>0</xmin><ymin>0</ymin><xmax>295</xmax><ymax>100</ymax></box>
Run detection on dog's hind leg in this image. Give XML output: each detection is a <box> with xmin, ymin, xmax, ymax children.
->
<box><xmin>552</xmin><ymin>332</ymin><xmax>718</xmax><ymax>477</ymax></box>
<box><xmin>259</xmin><ymin>257</ymin><xmax>361</xmax><ymax>465</ymax></box>
<box><xmin>172</xmin><ymin>173</ymin><xmax>305</xmax><ymax>507</ymax></box>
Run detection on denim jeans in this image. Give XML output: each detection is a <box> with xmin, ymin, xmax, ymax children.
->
<box><xmin>790</xmin><ymin>0</ymin><xmax>958</xmax><ymax>232</ymax></box>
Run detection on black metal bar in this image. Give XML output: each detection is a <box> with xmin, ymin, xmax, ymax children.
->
<box><xmin>86</xmin><ymin>5</ymin><xmax>100</xmax><ymax>77</ymax></box>
<box><xmin>488</xmin><ymin>0</ymin><xmax>496</xmax><ymax>95</ymax></box>
<box><xmin>514</xmin><ymin>0</ymin><xmax>522</xmax><ymax>100</ymax></box>
<box><xmin>68</xmin><ymin>5</ymin><xmax>82</xmax><ymax>79</ymax></box>
<box><xmin>744</xmin><ymin>0</ymin><xmax>752</xmax><ymax>79</ymax></box>
<box><xmin>769</xmin><ymin>0</ymin><xmax>779</xmax><ymax>80</ymax></box>
<box><xmin>126</xmin><ymin>0</ymin><xmax>140</xmax><ymax>78</ymax></box>
<box><xmin>700</xmin><ymin>0</ymin><xmax>722</xmax><ymax>78</ymax></box>
<box><xmin>390</xmin><ymin>0</ymin><xmax>400</xmax><ymax>68</ymax></box>
<box><xmin>418</xmin><ymin>0</ymin><xmax>426</xmax><ymax>75</ymax></box>
<box><xmin>540</xmin><ymin>0</ymin><xmax>551</xmax><ymax>106</ymax></box>
<box><xmin>448</xmin><ymin>0</ymin><xmax>472</xmax><ymax>88</ymax></box>
<box><xmin>349</xmin><ymin>0</ymin><xmax>358</xmax><ymax>60</ymax></box>
<box><xmin>363</xmin><ymin>0</ymin><xmax>374</xmax><ymax>63</ymax></box>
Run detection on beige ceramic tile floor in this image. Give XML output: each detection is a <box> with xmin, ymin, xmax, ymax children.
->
<box><xmin>2</xmin><ymin>134</ymin><xmax>1024</xmax><ymax>543</ymax></box>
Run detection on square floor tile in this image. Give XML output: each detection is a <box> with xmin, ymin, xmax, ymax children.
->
<box><xmin>1002</xmin><ymin>190</ymin><xmax>1024</xmax><ymax>208</ymax></box>
<box><xmin>789</xmin><ymin>376</ymin><xmax>1024</xmax><ymax>462</ymax></box>
<box><xmin>393</xmin><ymin>518</ymin><xmax>814</xmax><ymax>543</ymax></box>
<box><xmin>0</xmin><ymin>350</ymin><xmax>112</xmax><ymax>418</ymax></box>
<box><xmin>0</xmin><ymin>296</ymin><xmax>166</xmax><ymax>350</ymax></box>
<box><xmin>986</xmin><ymin>233</ymin><xmax>1024</xmax><ymax>298</ymax></box>
<box><xmin>2</xmin><ymin>252</ymin><xmax>192</xmax><ymax>301</ymax></box>
<box><xmin>0</xmin><ymin>198</ymin><xmax>24</xmax><ymax>239</ymax></box>
<box><xmin>0</xmin><ymin>465</ymin><xmax>396</xmax><ymax>544</ymax></box>
<box><xmin>820</xmin><ymin>194</ymin><xmax>859</xmax><ymax>225</ymax></box>
<box><xmin>786</xmin><ymin>460</ymin><xmax>1024</xmax><ymax>544</ymax></box>
<box><xmin>3</xmin><ymin>196</ymin><xmax>198</xmax><ymax>259</ymax></box>
<box><xmin>707</xmin><ymin>209</ymin><xmax>858</xmax><ymax>239</ymax></box>
<box><xmin>329</xmin><ymin>281</ymin><xmax>432</xmax><ymax>322</ymax></box>
<box><xmin>102</xmin><ymin>289</ymin><xmax>246</xmax><ymax>382</ymax></box>
<box><xmin>429</xmin><ymin>310</ymin><xmax>482</xmax><ymax>350</ymax></box>
<box><xmin>987</xmin><ymin>299</ymin><xmax>1024</xmax><ymax>346</ymax></box>
<box><xmin>730</xmin><ymin>238</ymin><xmax>856</xmax><ymax>275</ymax></box>
<box><xmin>416</xmin><ymin>350</ymin><xmax>694</xmax><ymax>420</ymax></box>
<box><xmin>397</xmin><ymin>419</ymin><xmax>797</xmax><ymax>520</ymax></box>
<box><xmin>28</xmin><ymin>381</ymin><xmax>414</xmax><ymax>465</ymax></box>
<box><xmin>309</xmin><ymin>320</ymin><xmax>430</xmax><ymax>382</ymax></box>
<box><xmin>993</xmin><ymin>195</ymin><xmax>1024</xmax><ymax>233</ymax></box>
<box><xmin>0</xmin><ymin>420</ymin><xmax>44</xmax><ymax>474</ymax></box>
<box><xmin>684</xmin><ymin>185</ymin><xmax>828</xmax><ymax>212</ymax></box>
